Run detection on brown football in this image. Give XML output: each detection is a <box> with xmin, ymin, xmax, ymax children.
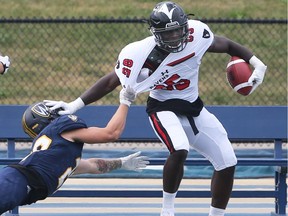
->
<box><xmin>226</xmin><ymin>56</ymin><xmax>253</xmax><ymax>96</ymax></box>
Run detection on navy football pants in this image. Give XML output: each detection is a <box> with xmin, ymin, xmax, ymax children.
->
<box><xmin>0</xmin><ymin>166</ymin><xmax>29</xmax><ymax>214</ymax></box>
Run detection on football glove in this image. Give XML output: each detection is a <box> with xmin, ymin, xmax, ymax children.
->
<box><xmin>119</xmin><ymin>86</ymin><xmax>136</xmax><ymax>106</ymax></box>
<box><xmin>120</xmin><ymin>151</ymin><xmax>149</xmax><ymax>172</ymax></box>
<box><xmin>43</xmin><ymin>97</ymin><xmax>85</xmax><ymax>115</ymax></box>
<box><xmin>248</xmin><ymin>55</ymin><xmax>267</xmax><ymax>94</ymax></box>
<box><xmin>0</xmin><ymin>55</ymin><xmax>10</xmax><ymax>75</ymax></box>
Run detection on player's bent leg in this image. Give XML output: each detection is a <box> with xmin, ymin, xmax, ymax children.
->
<box><xmin>0</xmin><ymin>167</ymin><xmax>29</xmax><ymax>214</ymax></box>
<box><xmin>189</xmin><ymin>107</ymin><xmax>237</xmax><ymax>214</ymax></box>
<box><xmin>191</xmin><ymin>108</ymin><xmax>237</xmax><ymax>170</ymax></box>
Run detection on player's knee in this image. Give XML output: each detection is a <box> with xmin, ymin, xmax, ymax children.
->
<box><xmin>217</xmin><ymin>165</ymin><xmax>236</xmax><ymax>177</ymax></box>
<box><xmin>173</xmin><ymin>141</ymin><xmax>190</xmax><ymax>153</ymax></box>
<box><xmin>170</xmin><ymin>149</ymin><xmax>188</xmax><ymax>164</ymax></box>
<box><xmin>214</xmin><ymin>151</ymin><xmax>237</xmax><ymax>171</ymax></box>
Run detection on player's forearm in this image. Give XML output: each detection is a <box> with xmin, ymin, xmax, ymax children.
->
<box><xmin>74</xmin><ymin>158</ymin><xmax>122</xmax><ymax>175</ymax></box>
<box><xmin>80</xmin><ymin>71</ymin><xmax>120</xmax><ymax>105</ymax></box>
<box><xmin>105</xmin><ymin>104</ymin><xmax>129</xmax><ymax>140</ymax></box>
<box><xmin>93</xmin><ymin>158</ymin><xmax>122</xmax><ymax>174</ymax></box>
<box><xmin>226</xmin><ymin>40</ymin><xmax>253</xmax><ymax>62</ymax></box>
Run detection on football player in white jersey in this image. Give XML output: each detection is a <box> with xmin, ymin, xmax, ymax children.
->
<box><xmin>44</xmin><ymin>2</ymin><xmax>267</xmax><ymax>216</ymax></box>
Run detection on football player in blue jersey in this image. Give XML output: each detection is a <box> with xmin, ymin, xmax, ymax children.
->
<box><xmin>0</xmin><ymin>87</ymin><xmax>149</xmax><ymax>214</ymax></box>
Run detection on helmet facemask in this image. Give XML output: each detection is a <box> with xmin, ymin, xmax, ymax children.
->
<box><xmin>150</xmin><ymin>22</ymin><xmax>189</xmax><ymax>53</ymax></box>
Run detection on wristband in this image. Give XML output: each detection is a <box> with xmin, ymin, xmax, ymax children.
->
<box><xmin>249</xmin><ymin>55</ymin><xmax>266</xmax><ymax>68</ymax></box>
<box><xmin>120</xmin><ymin>99</ymin><xmax>131</xmax><ymax>107</ymax></box>
<box><xmin>71</xmin><ymin>97</ymin><xmax>85</xmax><ymax>111</ymax></box>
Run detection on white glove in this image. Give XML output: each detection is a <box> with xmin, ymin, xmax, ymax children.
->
<box><xmin>119</xmin><ymin>85</ymin><xmax>136</xmax><ymax>106</ymax></box>
<box><xmin>120</xmin><ymin>151</ymin><xmax>150</xmax><ymax>172</ymax></box>
<box><xmin>248</xmin><ymin>55</ymin><xmax>267</xmax><ymax>94</ymax></box>
<box><xmin>0</xmin><ymin>55</ymin><xmax>10</xmax><ymax>75</ymax></box>
<box><xmin>43</xmin><ymin>97</ymin><xmax>85</xmax><ymax>115</ymax></box>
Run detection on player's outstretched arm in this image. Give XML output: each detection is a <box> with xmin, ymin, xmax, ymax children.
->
<box><xmin>44</xmin><ymin>71</ymin><xmax>120</xmax><ymax>115</ymax></box>
<box><xmin>80</xmin><ymin>71</ymin><xmax>121</xmax><ymax>105</ymax></box>
<box><xmin>61</xmin><ymin>86</ymin><xmax>136</xmax><ymax>144</ymax></box>
<box><xmin>73</xmin><ymin>151</ymin><xmax>149</xmax><ymax>175</ymax></box>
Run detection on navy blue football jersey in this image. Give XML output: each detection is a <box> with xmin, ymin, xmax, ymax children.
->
<box><xmin>19</xmin><ymin>114</ymin><xmax>87</xmax><ymax>195</ymax></box>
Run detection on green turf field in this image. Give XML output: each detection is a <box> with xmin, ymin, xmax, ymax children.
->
<box><xmin>1</xmin><ymin>0</ymin><xmax>286</xmax><ymax>19</ymax></box>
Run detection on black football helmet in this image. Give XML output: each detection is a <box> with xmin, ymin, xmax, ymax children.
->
<box><xmin>22</xmin><ymin>102</ymin><xmax>60</xmax><ymax>138</ymax></box>
<box><xmin>149</xmin><ymin>1</ymin><xmax>189</xmax><ymax>53</ymax></box>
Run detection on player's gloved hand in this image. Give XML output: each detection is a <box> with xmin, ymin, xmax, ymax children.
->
<box><xmin>0</xmin><ymin>55</ymin><xmax>10</xmax><ymax>75</ymax></box>
<box><xmin>43</xmin><ymin>97</ymin><xmax>85</xmax><ymax>115</ymax></box>
<box><xmin>248</xmin><ymin>55</ymin><xmax>267</xmax><ymax>94</ymax></box>
<box><xmin>119</xmin><ymin>85</ymin><xmax>137</xmax><ymax>106</ymax></box>
<box><xmin>120</xmin><ymin>151</ymin><xmax>150</xmax><ymax>172</ymax></box>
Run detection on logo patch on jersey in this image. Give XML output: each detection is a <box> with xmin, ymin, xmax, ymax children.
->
<box><xmin>32</xmin><ymin>103</ymin><xmax>50</xmax><ymax>118</ymax></box>
<box><xmin>68</xmin><ymin>115</ymin><xmax>78</xmax><ymax>122</ymax></box>
<box><xmin>202</xmin><ymin>29</ymin><xmax>210</xmax><ymax>39</ymax></box>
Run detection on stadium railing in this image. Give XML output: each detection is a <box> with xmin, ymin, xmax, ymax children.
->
<box><xmin>0</xmin><ymin>105</ymin><xmax>287</xmax><ymax>216</ymax></box>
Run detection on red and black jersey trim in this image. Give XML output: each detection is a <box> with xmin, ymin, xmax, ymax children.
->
<box><xmin>167</xmin><ymin>52</ymin><xmax>195</xmax><ymax>67</ymax></box>
<box><xmin>149</xmin><ymin>113</ymin><xmax>175</xmax><ymax>153</ymax></box>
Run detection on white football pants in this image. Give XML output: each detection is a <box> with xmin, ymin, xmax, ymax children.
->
<box><xmin>149</xmin><ymin>107</ymin><xmax>237</xmax><ymax>171</ymax></box>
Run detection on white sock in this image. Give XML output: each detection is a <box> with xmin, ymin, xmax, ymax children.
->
<box><xmin>162</xmin><ymin>191</ymin><xmax>177</xmax><ymax>210</ymax></box>
<box><xmin>209</xmin><ymin>206</ymin><xmax>225</xmax><ymax>216</ymax></box>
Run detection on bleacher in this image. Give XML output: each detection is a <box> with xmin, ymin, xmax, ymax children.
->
<box><xmin>0</xmin><ymin>105</ymin><xmax>287</xmax><ymax>215</ymax></box>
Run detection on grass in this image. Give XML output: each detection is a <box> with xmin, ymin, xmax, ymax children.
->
<box><xmin>0</xmin><ymin>0</ymin><xmax>287</xmax><ymax>19</ymax></box>
<box><xmin>0</xmin><ymin>1</ymin><xmax>287</xmax><ymax>105</ymax></box>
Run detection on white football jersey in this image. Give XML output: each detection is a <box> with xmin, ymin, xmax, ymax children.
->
<box><xmin>115</xmin><ymin>20</ymin><xmax>214</xmax><ymax>103</ymax></box>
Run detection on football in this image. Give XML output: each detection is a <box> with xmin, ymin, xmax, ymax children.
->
<box><xmin>226</xmin><ymin>56</ymin><xmax>253</xmax><ymax>96</ymax></box>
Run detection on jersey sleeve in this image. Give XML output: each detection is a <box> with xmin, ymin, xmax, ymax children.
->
<box><xmin>114</xmin><ymin>37</ymin><xmax>156</xmax><ymax>93</ymax></box>
<box><xmin>189</xmin><ymin>20</ymin><xmax>214</xmax><ymax>58</ymax></box>
<box><xmin>55</xmin><ymin>115</ymin><xmax>87</xmax><ymax>134</ymax></box>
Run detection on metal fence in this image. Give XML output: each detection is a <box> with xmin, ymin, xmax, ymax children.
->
<box><xmin>0</xmin><ymin>18</ymin><xmax>286</xmax><ymax>105</ymax></box>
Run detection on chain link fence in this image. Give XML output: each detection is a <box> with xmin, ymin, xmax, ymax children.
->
<box><xmin>0</xmin><ymin>18</ymin><xmax>286</xmax><ymax>105</ymax></box>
